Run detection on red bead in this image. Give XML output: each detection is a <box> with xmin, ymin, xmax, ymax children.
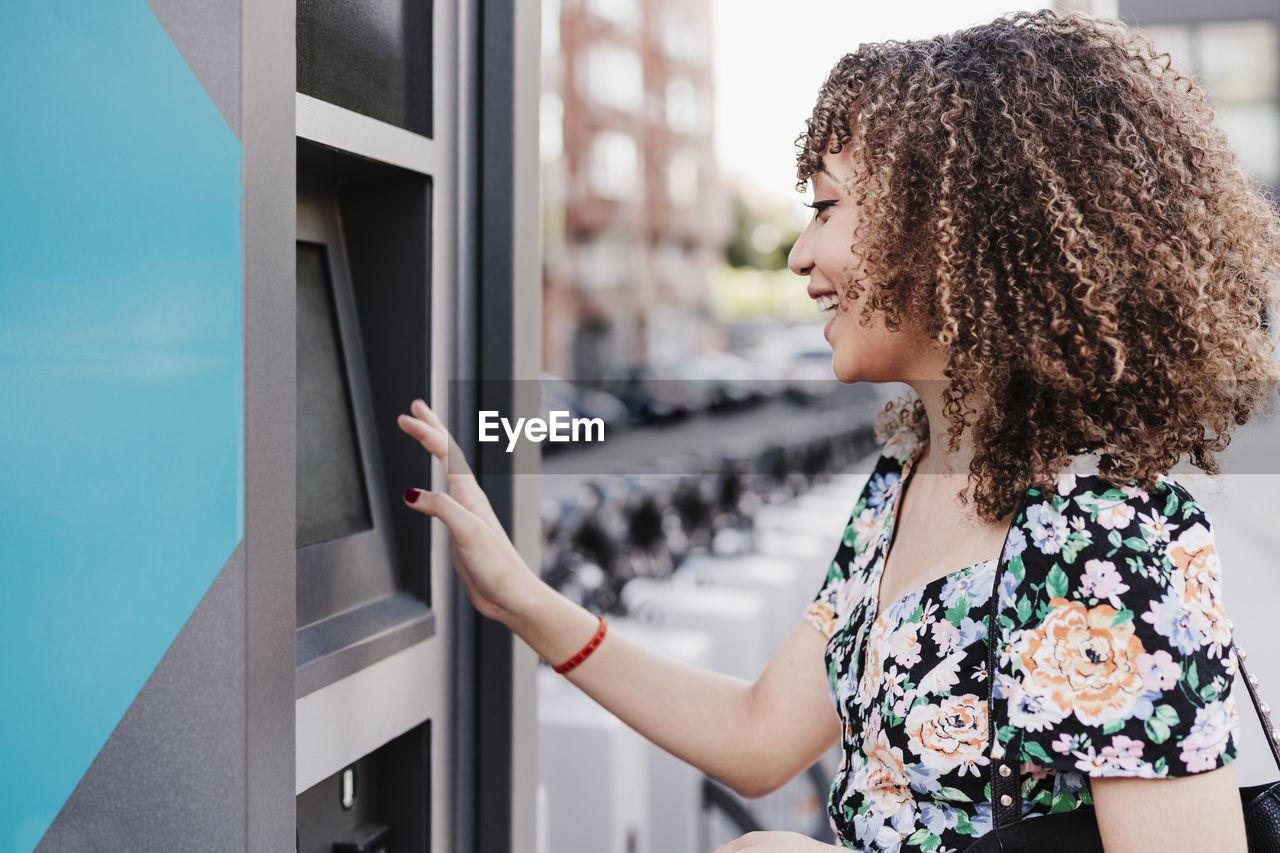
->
<box><xmin>552</xmin><ymin>616</ymin><xmax>609</xmax><ymax>675</ymax></box>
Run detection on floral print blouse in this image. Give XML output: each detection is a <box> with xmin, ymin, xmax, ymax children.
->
<box><xmin>803</xmin><ymin>427</ymin><xmax>1240</xmax><ymax>852</ymax></box>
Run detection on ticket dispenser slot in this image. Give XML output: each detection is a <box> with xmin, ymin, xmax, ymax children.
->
<box><xmin>294</xmin><ymin>141</ymin><xmax>435</xmax><ymax>699</ymax></box>
<box><xmin>296</xmin><ymin>722</ymin><xmax>432</xmax><ymax>853</ymax></box>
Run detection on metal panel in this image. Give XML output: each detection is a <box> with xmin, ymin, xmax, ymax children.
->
<box><xmin>36</xmin><ymin>546</ymin><xmax>248</xmax><ymax>853</ymax></box>
<box><xmin>430</xmin><ymin>0</ymin><xmax>466</xmax><ymax>849</ymax></box>
<box><xmin>145</xmin><ymin>0</ymin><xmax>242</xmax><ymax>135</ymax></box>
<box><xmin>296</xmin><ymin>639</ymin><xmax>448</xmax><ymax>793</ymax></box>
<box><xmin>296</xmin><ymin>595</ymin><xmax>436</xmax><ymax>697</ymax></box>
<box><xmin>508</xmin><ymin>2</ymin><xmax>545</xmax><ymax>852</ymax></box>
<box><xmin>242</xmin><ymin>0</ymin><xmax>297</xmax><ymax>849</ymax></box>
<box><xmin>472</xmin><ymin>0</ymin><xmax>518</xmax><ymax>845</ymax></box>
<box><xmin>0</xmin><ymin>2</ymin><xmax>243</xmax><ymax>848</ymax></box>
<box><xmin>451</xmin><ymin>0</ymin><xmax>481</xmax><ymax>848</ymax></box>
<box><xmin>469</xmin><ymin>0</ymin><xmax>543</xmax><ymax>851</ymax></box>
<box><xmin>297</xmin><ymin>93</ymin><xmax>440</xmax><ymax>175</ymax></box>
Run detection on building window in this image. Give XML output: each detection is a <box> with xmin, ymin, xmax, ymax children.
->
<box><xmin>666</xmin><ymin>149</ymin><xmax>699</xmax><ymax>208</ymax></box>
<box><xmin>541</xmin><ymin>94</ymin><xmax>564</xmax><ymax>163</ymax></box>
<box><xmin>542</xmin><ymin>0</ymin><xmax>561</xmax><ymax>58</ymax></box>
<box><xmin>665</xmin><ymin>77</ymin><xmax>698</xmax><ymax>134</ymax></box>
<box><xmin>576</xmin><ymin>238</ymin><xmax>630</xmax><ymax>289</ymax></box>
<box><xmin>654</xmin><ymin>239</ymin><xmax>691</xmax><ymax>285</ymax></box>
<box><xmin>587</xmin><ymin>0</ymin><xmax>640</xmax><ymax>32</ymax></box>
<box><xmin>659</xmin><ymin>7</ymin><xmax>707</xmax><ymax>66</ymax></box>
<box><xmin>588</xmin><ymin>131</ymin><xmax>641</xmax><ymax>201</ymax></box>
<box><xmin>579</xmin><ymin>44</ymin><xmax>646</xmax><ymax>115</ymax></box>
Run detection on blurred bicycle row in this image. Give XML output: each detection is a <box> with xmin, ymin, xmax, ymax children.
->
<box><xmin>534</xmin><ymin>395</ymin><xmax>885</xmax><ymax>853</ymax></box>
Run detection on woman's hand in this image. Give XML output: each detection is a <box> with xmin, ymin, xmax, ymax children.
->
<box><xmin>714</xmin><ymin>831</ymin><xmax>845</xmax><ymax>852</ymax></box>
<box><xmin>397</xmin><ymin>398</ymin><xmax>536</xmax><ymax>624</ymax></box>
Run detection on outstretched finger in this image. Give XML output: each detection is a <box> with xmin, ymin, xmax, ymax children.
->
<box><xmin>397</xmin><ymin>413</ymin><xmax>448</xmax><ymax>461</ymax></box>
<box><xmin>410</xmin><ymin>398</ymin><xmax>447</xmax><ymax>434</ymax></box>
<box><xmin>397</xmin><ymin>413</ymin><xmax>453</xmax><ymax>463</ymax></box>
<box><xmin>397</xmin><ymin>413</ymin><xmax>480</xmax><ymax>486</ymax></box>
<box><xmin>398</xmin><ymin>409</ymin><xmax>502</xmax><ymax>532</ymax></box>
<box><xmin>409</xmin><ymin>399</ymin><xmax>479</xmax><ymax>481</ymax></box>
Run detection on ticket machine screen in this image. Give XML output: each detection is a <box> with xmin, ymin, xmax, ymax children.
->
<box><xmin>296</xmin><ymin>242</ymin><xmax>373</xmax><ymax>548</ymax></box>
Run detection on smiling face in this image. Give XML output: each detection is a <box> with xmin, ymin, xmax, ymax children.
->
<box><xmin>788</xmin><ymin>145</ymin><xmax>945</xmax><ymax>385</ymax></box>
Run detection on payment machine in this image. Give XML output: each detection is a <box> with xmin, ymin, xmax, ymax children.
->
<box><xmin>293</xmin><ymin>159</ymin><xmax>438</xmax><ymax>850</ymax></box>
<box><xmin>2</xmin><ymin>1</ymin><xmax>540</xmax><ymax>852</ymax></box>
<box><xmin>291</xmin><ymin>2</ymin><xmax>542</xmax><ymax>852</ymax></box>
<box><xmin>289</xmin><ymin>2</ymin><xmax>446</xmax><ymax>845</ymax></box>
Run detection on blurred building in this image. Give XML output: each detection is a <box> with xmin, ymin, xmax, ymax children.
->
<box><xmin>540</xmin><ymin>0</ymin><xmax>732</xmax><ymax>382</ymax></box>
<box><xmin>1115</xmin><ymin>0</ymin><xmax>1280</xmax><ymax>189</ymax></box>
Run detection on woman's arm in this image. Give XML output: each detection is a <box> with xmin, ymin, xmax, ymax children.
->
<box><xmin>516</xmin><ymin>589</ymin><xmax>840</xmax><ymax>798</ymax></box>
<box><xmin>398</xmin><ymin>399</ymin><xmax>841</xmax><ymax>799</ymax></box>
<box><xmin>1091</xmin><ymin>764</ymin><xmax>1247</xmax><ymax>853</ymax></box>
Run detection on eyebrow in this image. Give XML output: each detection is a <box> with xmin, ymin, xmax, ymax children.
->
<box><xmin>810</xmin><ymin>166</ymin><xmax>837</xmax><ymax>189</ymax></box>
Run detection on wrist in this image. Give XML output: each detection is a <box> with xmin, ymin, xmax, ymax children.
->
<box><xmin>552</xmin><ymin>615</ymin><xmax>607</xmax><ymax>674</ymax></box>
<box><xmin>503</xmin><ymin>576</ymin><xmax>602</xmax><ymax>668</ymax></box>
<box><xmin>490</xmin><ymin>564</ymin><xmax>555</xmax><ymax>631</ymax></box>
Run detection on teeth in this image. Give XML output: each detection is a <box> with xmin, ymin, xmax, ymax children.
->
<box><xmin>815</xmin><ymin>293</ymin><xmax>839</xmax><ymax>311</ymax></box>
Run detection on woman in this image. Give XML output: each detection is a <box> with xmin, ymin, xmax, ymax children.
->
<box><xmin>398</xmin><ymin>11</ymin><xmax>1280</xmax><ymax>852</ymax></box>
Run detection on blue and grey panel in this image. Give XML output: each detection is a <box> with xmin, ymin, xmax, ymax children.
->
<box><xmin>0</xmin><ymin>1</ymin><xmax>243</xmax><ymax>851</ymax></box>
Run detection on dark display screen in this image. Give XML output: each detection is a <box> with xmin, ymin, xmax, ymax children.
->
<box><xmin>296</xmin><ymin>242</ymin><xmax>374</xmax><ymax>548</ymax></box>
<box><xmin>297</xmin><ymin>0</ymin><xmax>433</xmax><ymax>136</ymax></box>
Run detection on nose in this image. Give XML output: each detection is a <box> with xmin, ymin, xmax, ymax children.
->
<box><xmin>788</xmin><ymin>221</ymin><xmax>815</xmax><ymax>277</ymax></box>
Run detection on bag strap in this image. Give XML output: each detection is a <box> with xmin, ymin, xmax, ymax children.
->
<box><xmin>985</xmin><ymin>551</ymin><xmax>1280</xmax><ymax>831</ymax></box>
<box><xmin>1231</xmin><ymin>642</ymin><xmax>1280</xmax><ymax>772</ymax></box>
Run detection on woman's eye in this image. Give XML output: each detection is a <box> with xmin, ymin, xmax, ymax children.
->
<box><xmin>805</xmin><ymin>200</ymin><xmax>837</xmax><ymax>221</ymax></box>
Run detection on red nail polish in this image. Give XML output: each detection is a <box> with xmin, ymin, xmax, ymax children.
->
<box><xmin>404</xmin><ymin>488</ymin><xmax>421</xmax><ymax>503</ymax></box>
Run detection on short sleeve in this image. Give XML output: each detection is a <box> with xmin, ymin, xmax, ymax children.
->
<box><xmin>1000</xmin><ymin>472</ymin><xmax>1240</xmax><ymax>779</ymax></box>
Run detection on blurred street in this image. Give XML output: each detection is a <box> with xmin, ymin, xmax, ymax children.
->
<box><xmin>538</xmin><ymin>383</ymin><xmax>886</xmax><ymax>499</ymax></box>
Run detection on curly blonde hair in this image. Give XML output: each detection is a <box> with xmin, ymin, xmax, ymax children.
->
<box><xmin>797</xmin><ymin>10</ymin><xmax>1280</xmax><ymax>522</ymax></box>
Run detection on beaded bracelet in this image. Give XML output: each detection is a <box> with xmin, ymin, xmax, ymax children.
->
<box><xmin>553</xmin><ymin>616</ymin><xmax>608</xmax><ymax>675</ymax></box>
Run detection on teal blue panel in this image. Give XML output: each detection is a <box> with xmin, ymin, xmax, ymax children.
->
<box><xmin>0</xmin><ymin>3</ymin><xmax>243</xmax><ymax>851</ymax></box>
